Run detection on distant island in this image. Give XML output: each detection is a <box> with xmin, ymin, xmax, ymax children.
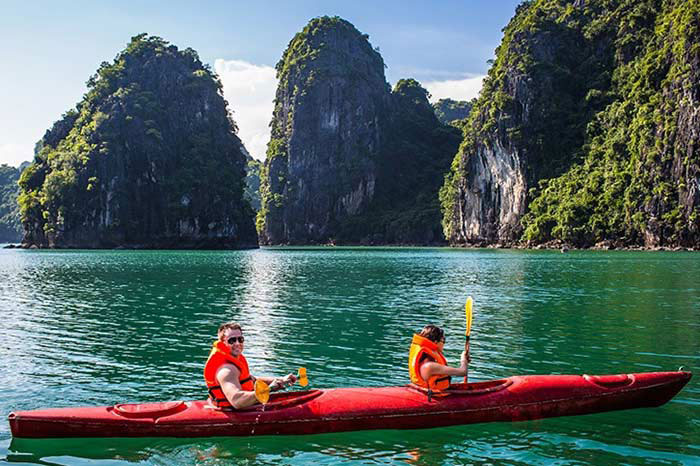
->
<box><xmin>17</xmin><ymin>35</ymin><xmax>256</xmax><ymax>249</ymax></box>
<box><xmin>10</xmin><ymin>1</ymin><xmax>699</xmax><ymax>250</ymax></box>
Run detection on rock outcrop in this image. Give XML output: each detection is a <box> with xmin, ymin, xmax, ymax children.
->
<box><xmin>258</xmin><ymin>17</ymin><xmax>462</xmax><ymax>245</ymax></box>
<box><xmin>18</xmin><ymin>34</ymin><xmax>257</xmax><ymax>249</ymax></box>
<box><xmin>337</xmin><ymin>79</ymin><xmax>462</xmax><ymax>245</ymax></box>
<box><xmin>257</xmin><ymin>17</ymin><xmax>389</xmax><ymax>244</ymax></box>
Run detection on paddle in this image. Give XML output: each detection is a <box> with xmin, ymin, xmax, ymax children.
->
<box><xmin>254</xmin><ymin>367</ymin><xmax>308</xmax><ymax>405</ymax></box>
<box><xmin>298</xmin><ymin>367</ymin><xmax>308</xmax><ymax>387</ymax></box>
<box><xmin>464</xmin><ymin>296</ymin><xmax>473</xmax><ymax>383</ymax></box>
<box><xmin>254</xmin><ymin>379</ymin><xmax>271</xmax><ymax>404</ymax></box>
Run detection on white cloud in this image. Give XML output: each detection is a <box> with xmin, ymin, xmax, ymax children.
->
<box><xmin>0</xmin><ymin>143</ymin><xmax>33</xmax><ymax>168</ymax></box>
<box><xmin>423</xmin><ymin>75</ymin><xmax>485</xmax><ymax>103</ymax></box>
<box><xmin>215</xmin><ymin>59</ymin><xmax>277</xmax><ymax>161</ymax></box>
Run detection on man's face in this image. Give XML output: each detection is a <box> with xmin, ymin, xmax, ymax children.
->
<box><xmin>222</xmin><ymin>328</ymin><xmax>244</xmax><ymax>357</ymax></box>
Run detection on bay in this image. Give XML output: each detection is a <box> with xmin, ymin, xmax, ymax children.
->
<box><xmin>0</xmin><ymin>247</ymin><xmax>698</xmax><ymax>464</ymax></box>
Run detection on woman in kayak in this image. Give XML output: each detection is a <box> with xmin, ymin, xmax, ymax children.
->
<box><xmin>409</xmin><ymin>324</ymin><xmax>469</xmax><ymax>392</ymax></box>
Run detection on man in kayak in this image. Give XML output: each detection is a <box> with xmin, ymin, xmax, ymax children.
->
<box><xmin>409</xmin><ymin>324</ymin><xmax>469</xmax><ymax>392</ymax></box>
<box><xmin>204</xmin><ymin>322</ymin><xmax>297</xmax><ymax>409</ymax></box>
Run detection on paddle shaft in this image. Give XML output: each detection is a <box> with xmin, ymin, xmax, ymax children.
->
<box><xmin>463</xmin><ymin>337</ymin><xmax>470</xmax><ymax>383</ymax></box>
<box><xmin>464</xmin><ymin>296</ymin><xmax>473</xmax><ymax>383</ymax></box>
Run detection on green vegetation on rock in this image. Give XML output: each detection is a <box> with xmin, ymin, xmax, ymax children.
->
<box><xmin>257</xmin><ymin>16</ymin><xmax>388</xmax><ymax>244</ymax></box>
<box><xmin>521</xmin><ymin>0</ymin><xmax>700</xmax><ymax>247</ymax></box>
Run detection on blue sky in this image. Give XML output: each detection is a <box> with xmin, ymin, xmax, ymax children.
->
<box><xmin>1</xmin><ymin>0</ymin><xmax>522</xmax><ymax>165</ymax></box>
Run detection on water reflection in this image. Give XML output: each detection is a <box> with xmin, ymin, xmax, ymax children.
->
<box><xmin>235</xmin><ymin>249</ymin><xmax>293</xmax><ymax>376</ymax></box>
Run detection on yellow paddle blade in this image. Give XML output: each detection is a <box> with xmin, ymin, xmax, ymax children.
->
<box><xmin>254</xmin><ymin>379</ymin><xmax>270</xmax><ymax>404</ymax></box>
<box><xmin>298</xmin><ymin>367</ymin><xmax>308</xmax><ymax>387</ymax></box>
<box><xmin>465</xmin><ymin>296</ymin><xmax>474</xmax><ymax>337</ymax></box>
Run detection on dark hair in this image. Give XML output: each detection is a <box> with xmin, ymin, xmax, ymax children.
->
<box><xmin>218</xmin><ymin>322</ymin><xmax>242</xmax><ymax>341</ymax></box>
<box><xmin>419</xmin><ymin>324</ymin><xmax>445</xmax><ymax>343</ymax></box>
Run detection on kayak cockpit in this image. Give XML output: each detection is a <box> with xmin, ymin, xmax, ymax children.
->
<box><xmin>234</xmin><ymin>389</ymin><xmax>323</xmax><ymax>412</ymax></box>
<box><xmin>111</xmin><ymin>400</ymin><xmax>188</xmax><ymax>419</ymax></box>
<box><xmin>408</xmin><ymin>378</ymin><xmax>514</xmax><ymax>398</ymax></box>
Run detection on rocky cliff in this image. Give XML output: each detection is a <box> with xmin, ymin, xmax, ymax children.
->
<box><xmin>257</xmin><ymin>17</ymin><xmax>388</xmax><ymax>244</ymax></box>
<box><xmin>441</xmin><ymin>0</ymin><xmax>700</xmax><ymax>248</ymax></box>
<box><xmin>244</xmin><ymin>154</ymin><xmax>262</xmax><ymax>212</ymax></box>
<box><xmin>258</xmin><ymin>17</ymin><xmax>461</xmax><ymax>245</ymax></box>
<box><xmin>337</xmin><ymin>79</ymin><xmax>462</xmax><ymax>244</ymax></box>
<box><xmin>0</xmin><ymin>164</ymin><xmax>24</xmax><ymax>242</ymax></box>
<box><xmin>18</xmin><ymin>34</ymin><xmax>257</xmax><ymax>249</ymax></box>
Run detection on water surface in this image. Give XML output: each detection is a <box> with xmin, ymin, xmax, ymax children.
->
<box><xmin>0</xmin><ymin>247</ymin><xmax>698</xmax><ymax>464</ymax></box>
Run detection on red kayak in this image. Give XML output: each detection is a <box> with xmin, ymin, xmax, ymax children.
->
<box><xmin>8</xmin><ymin>371</ymin><xmax>691</xmax><ymax>438</ymax></box>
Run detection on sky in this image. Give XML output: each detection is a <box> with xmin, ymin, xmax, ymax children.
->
<box><xmin>0</xmin><ymin>0</ymin><xmax>522</xmax><ymax>166</ymax></box>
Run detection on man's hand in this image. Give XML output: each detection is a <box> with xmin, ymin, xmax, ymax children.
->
<box><xmin>270</xmin><ymin>373</ymin><xmax>298</xmax><ymax>391</ymax></box>
<box><xmin>283</xmin><ymin>373</ymin><xmax>298</xmax><ymax>386</ymax></box>
<box><xmin>460</xmin><ymin>350</ymin><xmax>471</xmax><ymax>366</ymax></box>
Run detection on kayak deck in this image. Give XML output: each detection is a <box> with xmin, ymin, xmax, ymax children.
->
<box><xmin>8</xmin><ymin>371</ymin><xmax>691</xmax><ymax>438</ymax></box>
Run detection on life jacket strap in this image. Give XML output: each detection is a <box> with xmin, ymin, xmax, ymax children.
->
<box><xmin>207</xmin><ymin>385</ymin><xmax>231</xmax><ymax>406</ymax></box>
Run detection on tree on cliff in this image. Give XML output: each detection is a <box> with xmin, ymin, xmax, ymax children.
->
<box><xmin>18</xmin><ymin>34</ymin><xmax>257</xmax><ymax>249</ymax></box>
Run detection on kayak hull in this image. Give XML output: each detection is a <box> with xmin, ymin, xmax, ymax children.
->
<box><xmin>8</xmin><ymin>371</ymin><xmax>691</xmax><ymax>438</ymax></box>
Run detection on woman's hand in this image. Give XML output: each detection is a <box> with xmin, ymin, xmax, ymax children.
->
<box><xmin>460</xmin><ymin>350</ymin><xmax>471</xmax><ymax>366</ymax></box>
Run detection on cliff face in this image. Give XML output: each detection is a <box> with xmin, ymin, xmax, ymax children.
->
<box><xmin>257</xmin><ymin>17</ymin><xmax>388</xmax><ymax>244</ymax></box>
<box><xmin>441</xmin><ymin>0</ymin><xmax>613</xmax><ymax>245</ymax></box>
<box><xmin>244</xmin><ymin>155</ymin><xmax>262</xmax><ymax>212</ymax></box>
<box><xmin>337</xmin><ymin>79</ymin><xmax>462</xmax><ymax>244</ymax></box>
<box><xmin>18</xmin><ymin>34</ymin><xmax>257</xmax><ymax>249</ymax></box>
<box><xmin>442</xmin><ymin>0</ymin><xmax>700</xmax><ymax>248</ymax></box>
<box><xmin>0</xmin><ymin>164</ymin><xmax>24</xmax><ymax>242</ymax></box>
<box><xmin>628</xmin><ymin>1</ymin><xmax>700</xmax><ymax>246</ymax></box>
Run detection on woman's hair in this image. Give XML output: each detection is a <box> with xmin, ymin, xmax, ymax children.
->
<box><xmin>419</xmin><ymin>324</ymin><xmax>445</xmax><ymax>343</ymax></box>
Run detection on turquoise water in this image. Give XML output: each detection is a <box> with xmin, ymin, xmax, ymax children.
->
<box><xmin>0</xmin><ymin>247</ymin><xmax>698</xmax><ymax>464</ymax></box>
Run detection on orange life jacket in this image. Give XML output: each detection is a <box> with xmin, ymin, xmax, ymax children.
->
<box><xmin>204</xmin><ymin>341</ymin><xmax>254</xmax><ymax>409</ymax></box>
<box><xmin>408</xmin><ymin>334</ymin><xmax>451</xmax><ymax>391</ymax></box>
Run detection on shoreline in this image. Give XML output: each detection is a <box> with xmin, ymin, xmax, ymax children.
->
<box><xmin>3</xmin><ymin>242</ymin><xmax>697</xmax><ymax>252</ymax></box>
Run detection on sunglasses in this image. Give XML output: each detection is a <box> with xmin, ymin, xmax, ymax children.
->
<box><xmin>227</xmin><ymin>336</ymin><xmax>245</xmax><ymax>344</ymax></box>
